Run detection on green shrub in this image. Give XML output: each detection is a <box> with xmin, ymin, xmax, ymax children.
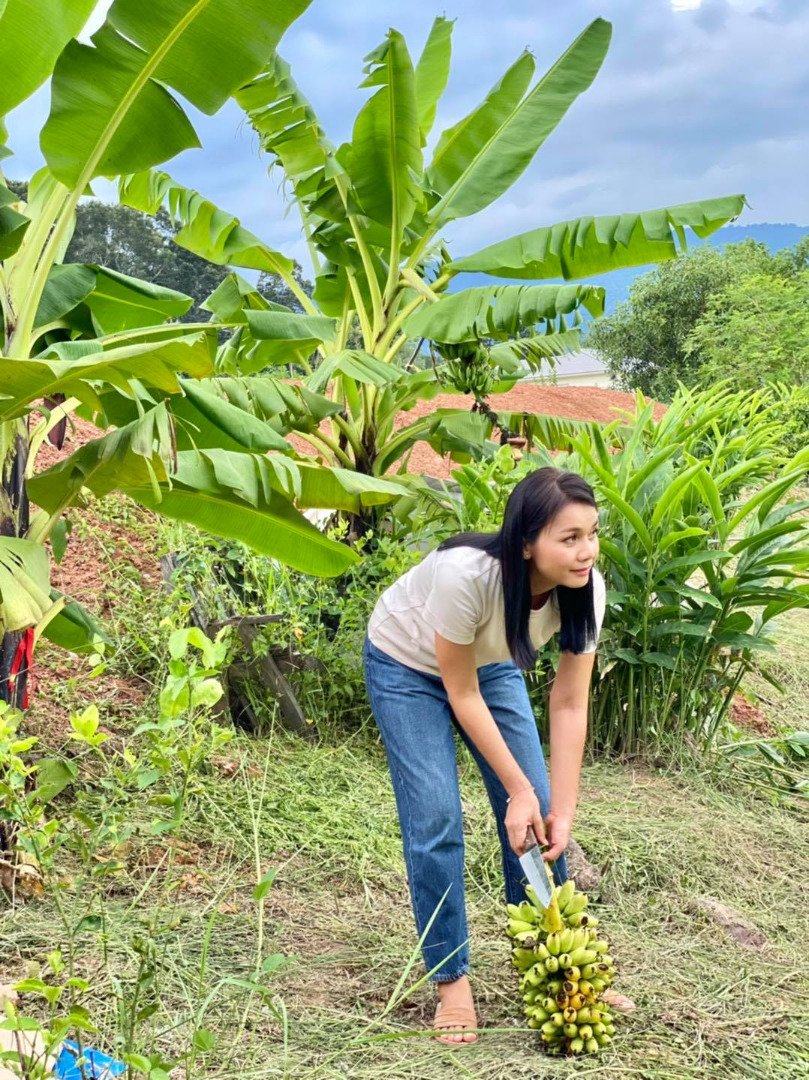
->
<box><xmin>405</xmin><ymin>384</ymin><xmax>809</xmax><ymax>756</ymax></box>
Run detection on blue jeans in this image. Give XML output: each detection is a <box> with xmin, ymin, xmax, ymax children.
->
<box><xmin>362</xmin><ymin>637</ymin><xmax>568</xmax><ymax>983</ymax></box>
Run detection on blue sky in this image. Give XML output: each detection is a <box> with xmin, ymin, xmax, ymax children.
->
<box><xmin>5</xmin><ymin>0</ymin><xmax>808</xmax><ymax>273</ymax></box>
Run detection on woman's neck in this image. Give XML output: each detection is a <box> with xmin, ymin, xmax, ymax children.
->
<box><xmin>529</xmin><ymin>565</ymin><xmax>555</xmax><ymax>596</ymax></box>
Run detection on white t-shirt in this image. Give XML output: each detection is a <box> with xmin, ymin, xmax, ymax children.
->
<box><xmin>368</xmin><ymin>545</ymin><xmax>606</xmax><ymax>676</ymax></box>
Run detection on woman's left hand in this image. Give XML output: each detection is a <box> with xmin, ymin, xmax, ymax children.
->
<box><xmin>542</xmin><ymin>812</ymin><xmax>572</xmax><ymax>862</ymax></box>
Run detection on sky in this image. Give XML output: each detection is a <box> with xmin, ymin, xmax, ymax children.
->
<box><xmin>4</xmin><ymin>0</ymin><xmax>809</xmax><ymax>273</ymax></box>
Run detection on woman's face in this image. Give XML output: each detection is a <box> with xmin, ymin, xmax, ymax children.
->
<box><xmin>523</xmin><ymin>501</ymin><xmax>600</xmax><ymax>591</ymax></box>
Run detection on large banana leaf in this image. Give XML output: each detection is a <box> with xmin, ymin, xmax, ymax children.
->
<box><xmin>0</xmin><ymin>0</ymin><xmax>95</xmax><ymax>142</ymax></box>
<box><xmin>171</xmin><ymin>380</ymin><xmax>293</xmax><ymax>454</ymax></box>
<box><xmin>427</xmin><ymin>51</ymin><xmax>534</xmax><ymax>204</ymax></box>
<box><xmin>373</xmin><ymin>407</ymin><xmax>495</xmax><ymax>476</ymax></box>
<box><xmin>89</xmin><ymin>375</ymin><xmax>342</xmax><ymax>440</ymax></box>
<box><xmin>449</xmin><ymin>195</ymin><xmax>747</xmax><ymax>280</ymax></box>
<box><xmin>202</xmin><ymin>272</ymin><xmax>283</xmax><ymax>324</ymax></box>
<box><xmin>346</xmin><ymin>30</ymin><xmax>422</xmax><ymax>231</ymax></box>
<box><xmin>306</xmin><ymin>350</ymin><xmax>402</xmax><ymax>394</ymax></box>
<box><xmin>488</xmin><ymin>330</ymin><xmax>582</xmax><ymax>373</ymax></box>
<box><xmin>0</xmin><ymin>536</ymin><xmax>52</xmax><ymax>632</ymax></box>
<box><xmin>187</xmin><ymin>449</ymin><xmax>408</xmax><ymax>512</ymax></box>
<box><xmin>235</xmin><ymin>52</ymin><xmax>343</xmax><ymax>228</ymax></box>
<box><xmin>28</xmin><ymin>433</ymin><xmax>359</xmax><ymax>578</ymax></box>
<box><xmin>404</xmin><ymin>283</ymin><xmax>605</xmax><ymax>342</ymax></box>
<box><xmin>119</xmin><ymin>170</ymin><xmax>294</xmax><ymax>278</ymax></box>
<box><xmin>426</xmin><ymin>19</ymin><xmax>611</xmax><ymax>226</ymax></box>
<box><xmin>414</xmin><ymin>16</ymin><xmax>454</xmax><ymax>145</ymax></box>
<box><xmin>35</xmin><ymin>264</ymin><xmax>193</xmax><ymax>334</ymax></box>
<box><xmin>28</xmin><ymin>418</ymin><xmax>171</xmax><ymax>508</ymax></box>
<box><xmin>41</xmin><ymin>0</ymin><xmax>311</xmax><ymax>186</ymax></box>
<box><xmin>0</xmin><ymin>333</ymin><xmax>215</xmax><ymax>418</ymax></box>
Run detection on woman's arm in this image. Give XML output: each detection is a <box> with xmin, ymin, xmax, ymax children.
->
<box><xmin>435</xmin><ymin>632</ymin><xmax>545</xmax><ymax>855</ymax></box>
<box><xmin>543</xmin><ymin>650</ymin><xmax>596</xmax><ymax>860</ymax></box>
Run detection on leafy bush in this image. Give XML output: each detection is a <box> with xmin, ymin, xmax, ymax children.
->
<box><xmin>166</xmin><ymin>522</ymin><xmax>424</xmax><ymax>731</ymax></box>
<box><xmin>405</xmin><ymin>385</ymin><xmax>809</xmax><ymax>757</ymax></box>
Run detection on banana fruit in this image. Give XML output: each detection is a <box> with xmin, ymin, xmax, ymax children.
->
<box><xmin>506</xmin><ymin>878</ymin><xmax>619</xmax><ymax>1056</ymax></box>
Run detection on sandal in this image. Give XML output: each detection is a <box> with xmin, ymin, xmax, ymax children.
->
<box><xmin>432</xmin><ymin>1002</ymin><xmax>479</xmax><ymax>1046</ymax></box>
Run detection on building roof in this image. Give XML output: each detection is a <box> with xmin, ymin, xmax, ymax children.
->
<box><xmin>542</xmin><ymin>348</ymin><xmax>607</xmax><ymax>378</ymax></box>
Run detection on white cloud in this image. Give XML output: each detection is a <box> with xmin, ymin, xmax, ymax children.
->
<box><xmin>672</xmin><ymin>0</ymin><xmax>703</xmax><ymax>10</ymax></box>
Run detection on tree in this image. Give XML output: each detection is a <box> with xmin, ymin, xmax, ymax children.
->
<box><xmin>0</xmin><ymin>0</ymin><xmax>405</xmax><ymax>706</ymax></box>
<box><xmin>257</xmin><ymin>261</ymin><xmax>312</xmax><ymax>312</ymax></box>
<box><xmin>585</xmin><ymin>240</ymin><xmax>773</xmax><ymax>399</ymax></box>
<box><xmin>687</xmin><ymin>271</ymin><xmax>809</xmax><ymax>388</ymax></box>
<box><xmin>119</xmin><ymin>17</ymin><xmax>744</xmax><ymax>524</ymax></box>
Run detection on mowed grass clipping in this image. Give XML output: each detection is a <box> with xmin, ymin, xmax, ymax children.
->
<box><xmin>6</xmin><ymin>706</ymin><xmax>807</xmax><ymax>1080</ymax></box>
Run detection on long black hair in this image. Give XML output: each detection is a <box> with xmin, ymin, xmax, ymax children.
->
<box><xmin>438</xmin><ymin>467</ymin><xmax>599</xmax><ymax>669</ymax></box>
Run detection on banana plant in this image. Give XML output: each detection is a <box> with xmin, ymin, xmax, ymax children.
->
<box><xmin>118</xmin><ymin>16</ymin><xmax>745</xmax><ymax>511</ymax></box>
<box><xmin>0</xmin><ymin>0</ymin><xmax>407</xmax><ymax>706</ymax></box>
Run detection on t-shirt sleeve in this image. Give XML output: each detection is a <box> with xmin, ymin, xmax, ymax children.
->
<box><xmin>422</xmin><ymin>552</ymin><xmax>483</xmax><ymax>645</ymax></box>
<box><xmin>581</xmin><ymin>568</ymin><xmax>607</xmax><ymax>653</ymax></box>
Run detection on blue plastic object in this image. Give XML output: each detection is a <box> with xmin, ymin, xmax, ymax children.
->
<box><xmin>54</xmin><ymin>1040</ymin><xmax>126</xmax><ymax>1079</ymax></box>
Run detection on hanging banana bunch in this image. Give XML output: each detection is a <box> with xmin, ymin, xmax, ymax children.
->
<box><xmin>436</xmin><ymin>341</ymin><xmax>495</xmax><ymax>399</ymax></box>
<box><xmin>506</xmin><ymin>879</ymin><xmax>619</xmax><ymax>1055</ymax></box>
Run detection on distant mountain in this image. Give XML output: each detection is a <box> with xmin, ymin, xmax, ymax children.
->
<box><xmin>452</xmin><ymin>222</ymin><xmax>809</xmax><ymax>315</ymax></box>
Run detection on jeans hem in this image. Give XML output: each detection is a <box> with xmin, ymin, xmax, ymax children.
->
<box><xmin>430</xmin><ymin>967</ymin><xmax>470</xmax><ymax>984</ymax></box>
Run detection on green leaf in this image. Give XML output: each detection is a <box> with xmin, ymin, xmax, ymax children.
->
<box><xmin>245</xmin><ymin>311</ymin><xmax>336</xmax><ymax>346</ymax></box>
<box><xmin>253</xmin><ymin>868</ymin><xmax>278</xmax><ymax>901</ymax></box>
<box><xmin>598</xmin><ymin>487</ymin><xmax>653</xmax><ymax>554</ymax></box>
<box><xmin>35</xmin><ymin>757</ymin><xmax>78</xmax><ymax>802</ymax></box>
<box><xmin>190</xmin><ymin>678</ymin><xmax>224</xmax><ymax>709</ymax></box>
<box><xmin>174</xmin><ymin>380</ymin><xmax>293</xmax><ymax>454</ymax></box>
<box><xmin>41</xmin><ymin>591</ymin><xmax>111</xmax><ymax>654</ymax></box>
<box><xmin>347</xmin><ymin>30</ymin><xmax>422</xmax><ymax>230</ymax></box>
<box><xmin>657</xmin><ymin>527</ymin><xmax>708</xmax><ymax>554</ymax></box>
<box><xmin>192</xmin><ymin>1029</ymin><xmax>217</xmax><ymax>1053</ymax></box>
<box><xmin>0</xmin><ymin>536</ymin><xmax>52</xmax><ymax>632</ymax></box>
<box><xmin>449</xmin><ymin>194</ymin><xmax>747</xmax><ymax>279</ymax></box>
<box><xmin>488</xmin><ymin>330</ymin><xmax>581</xmax><ymax>373</ymax></box>
<box><xmin>28</xmin><ymin>415</ymin><xmax>172</xmax><ymax>511</ymax></box>
<box><xmin>428</xmin><ymin>50</ymin><xmax>534</xmax><ymax>204</ymax></box>
<box><xmin>648</xmin><ymin>621</ymin><xmax>712</xmax><ymax>639</ymax></box>
<box><xmin>41</xmin><ymin>0</ymin><xmax>312</xmax><ymax>185</ymax></box>
<box><xmin>306</xmin><ymin>350</ymin><xmax>401</xmax><ymax>394</ymax></box>
<box><xmin>649</xmin><ymin>462</ymin><xmax>705</xmax><ymax>531</ymax></box>
<box><xmin>640</xmin><ymin>652</ymin><xmax>678</xmax><ymax>671</ymax></box>
<box><xmin>414</xmin><ymin>17</ymin><xmax>454</xmax><ymax>144</ymax></box>
<box><xmin>404</xmin><ymin>283</ymin><xmax>604</xmax><ymax>342</ymax></box>
<box><xmin>654</xmin><ymin>550</ymin><xmax>733</xmax><ymax>577</ymax></box>
<box><xmin>128</xmin><ymin>451</ymin><xmax>359</xmax><ymax>577</ymax></box>
<box><xmin>427</xmin><ymin>19</ymin><xmax>611</xmax><ymax>226</ymax></box>
<box><xmin>119</xmin><ymin>169</ymin><xmax>294</xmax><ymax>278</ymax></box>
<box><xmin>0</xmin><ymin>0</ymin><xmax>96</xmax><ymax>120</ymax></box>
<box><xmin>235</xmin><ymin>52</ymin><xmax>343</xmax><ymax>233</ymax></box>
<box><xmin>0</xmin><ymin>333</ymin><xmax>214</xmax><ymax>419</ymax></box>
<box><xmin>74</xmin><ymin>914</ymin><xmax>103</xmax><ymax>934</ymax></box>
<box><xmin>36</xmin><ymin>264</ymin><xmax>193</xmax><ymax>334</ymax></box>
<box><xmin>0</xmin><ymin>182</ymin><xmax>30</xmax><ymax>259</ymax></box>
<box><xmin>292</xmin><ymin>464</ymin><xmax>408</xmax><ymax>511</ymax></box>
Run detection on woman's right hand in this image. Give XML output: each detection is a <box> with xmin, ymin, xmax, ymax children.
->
<box><xmin>505</xmin><ymin>787</ymin><xmax>547</xmax><ymax>856</ymax></box>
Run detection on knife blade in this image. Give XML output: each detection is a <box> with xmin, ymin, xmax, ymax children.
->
<box><xmin>518</xmin><ymin>841</ymin><xmax>554</xmax><ymax>910</ymax></box>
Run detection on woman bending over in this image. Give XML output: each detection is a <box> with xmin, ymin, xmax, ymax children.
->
<box><xmin>363</xmin><ymin>467</ymin><xmax>606</xmax><ymax>1045</ymax></box>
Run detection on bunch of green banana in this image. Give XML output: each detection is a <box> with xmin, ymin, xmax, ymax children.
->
<box><xmin>506</xmin><ymin>879</ymin><xmax>618</xmax><ymax>1055</ymax></box>
<box><xmin>437</xmin><ymin>341</ymin><xmax>494</xmax><ymax>397</ymax></box>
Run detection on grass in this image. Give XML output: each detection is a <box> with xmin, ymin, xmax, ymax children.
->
<box><xmin>742</xmin><ymin>606</ymin><xmax>809</xmax><ymax>733</ymax></box>
<box><xmin>4</xmin><ymin>707</ymin><xmax>809</xmax><ymax>1079</ymax></box>
<box><xmin>5</xmin><ymin>498</ymin><xmax>809</xmax><ymax>1079</ymax></box>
